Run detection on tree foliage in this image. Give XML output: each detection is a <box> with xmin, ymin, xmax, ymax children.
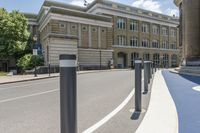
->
<box><xmin>17</xmin><ymin>54</ymin><xmax>44</xmax><ymax>71</ymax></box>
<box><xmin>0</xmin><ymin>8</ymin><xmax>30</xmax><ymax>59</ymax></box>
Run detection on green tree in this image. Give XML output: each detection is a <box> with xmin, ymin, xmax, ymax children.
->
<box><xmin>0</xmin><ymin>8</ymin><xmax>30</xmax><ymax>59</ymax></box>
<box><xmin>17</xmin><ymin>54</ymin><xmax>44</xmax><ymax>72</ymax></box>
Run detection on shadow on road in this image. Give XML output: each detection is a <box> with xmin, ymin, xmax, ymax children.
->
<box><xmin>178</xmin><ymin>74</ymin><xmax>200</xmax><ymax>85</ymax></box>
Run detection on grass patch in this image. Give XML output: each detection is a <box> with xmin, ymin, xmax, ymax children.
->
<box><xmin>0</xmin><ymin>71</ymin><xmax>8</xmax><ymax>76</ymax></box>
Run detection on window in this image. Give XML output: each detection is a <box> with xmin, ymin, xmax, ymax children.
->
<box><xmin>152</xmin><ymin>40</ymin><xmax>159</xmax><ymax>48</ymax></box>
<box><xmin>162</xmin><ymin>41</ymin><xmax>169</xmax><ymax>49</ymax></box>
<box><xmin>142</xmin><ymin>23</ymin><xmax>149</xmax><ymax>33</ymax></box>
<box><xmin>153</xmin><ymin>53</ymin><xmax>160</xmax><ymax>66</ymax></box>
<box><xmin>92</xmin><ymin>28</ymin><xmax>97</xmax><ymax>32</ymax></box>
<box><xmin>163</xmin><ymin>54</ymin><xmax>169</xmax><ymax>68</ymax></box>
<box><xmin>131</xmin><ymin>52</ymin><xmax>139</xmax><ymax>67</ymax></box>
<box><xmin>171</xmin><ymin>54</ymin><xmax>178</xmax><ymax>67</ymax></box>
<box><xmin>117</xmin><ymin>35</ymin><xmax>126</xmax><ymax>46</ymax></box>
<box><xmin>143</xmin><ymin>53</ymin><xmax>150</xmax><ymax>61</ymax></box>
<box><xmin>162</xmin><ymin>27</ymin><xmax>168</xmax><ymax>36</ymax></box>
<box><xmin>130</xmin><ymin>37</ymin><xmax>138</xmax><ymax>47</ymax></box>
<box><xmin>170</xmin><ymin>43</ymin><xmax>177</xmax><ymax>49</ymax></box>
<box><xmin>82</xmin><ymin>26</ymin><xmax>87</xmax><ymax>31</ymax></box>
<box><xmin>171</xmin><ymin>29</ymin><xmax>176</xmax><ymax>37</ymax></box>
<box><xmin>130</xmin><ymin>20</ymin><xmax>138</xmax><ymax>31</ymax></box>
<box><xmin>152</xmin><ymin>25</ymin><xmax>159</xmax><ymax>35</ymax></box>
<box><xmin>117</xmin><ymin>18</ymin><xmax>125</xmax><ymax>29</ymax></box>
<box><xmin>142</xmin><ymin>39</ymin><xmax>149</xmax><ymax>47</ymax></box>
<box><xmin>59</xmin><ymin>22</ymin><xmax>66</xmax><ymax>28</ymax></box>
<box><xmin>71</xmin><ymin>25</ymin><xmax>77</xmax><ymax>29</ymax></box>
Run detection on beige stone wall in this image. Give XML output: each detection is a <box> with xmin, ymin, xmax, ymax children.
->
<box><xmin>78</xmin><ymin>48</ymin><xmax>113</xmax><ymax>67</ymax></box>
<box><xmin>48</xmin><ymin>37</ymin><xmax>78</xmax><ymax>65</ymax></box>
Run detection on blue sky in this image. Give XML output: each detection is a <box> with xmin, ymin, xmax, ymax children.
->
<box><xmin>0</xmin><ymin>0</ymin><xmax>179</xmax><ymax>16</ymax></box>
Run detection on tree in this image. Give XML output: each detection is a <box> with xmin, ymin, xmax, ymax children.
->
<box><xmin>0</xmin><ymin>8</ymin><xmax>30</xmax><ymax>60</ymax></box>
<box><xmin>17</xmin><ymin>54</ymin><xmax>44</xmax><ymax>72</ymax></box>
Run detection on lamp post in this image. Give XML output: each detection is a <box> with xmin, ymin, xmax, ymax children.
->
<box><xmin>33</xmin><ymin>35</ymin><xmax>38</xmax><ymax>77</ymax></box>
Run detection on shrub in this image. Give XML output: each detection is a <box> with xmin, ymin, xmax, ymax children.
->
<box><xmin>17</xmin><ymin>54</ymin><xmax>44</xmax><ymax>71</ymax></box>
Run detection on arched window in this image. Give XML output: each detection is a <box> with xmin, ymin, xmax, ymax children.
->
<box><xmin>130</xmin><ymin>37</ymin><xmax>138</xmax><ymax>47</ymax></box>
<box><xmin>152</xmin><ymin>40</ymin><xmax>159</xmax><ymax>48</ymax></box>
<box><xmin>171</xmin><ymin>54</ymin><xmax>178</xmax><ymax>67</ymax></box>
<box><xmin>117</xmin><ymin>18</ymin><xmax>125</xmax><ymax>29</ymax></box>
<box><xmin>142</xmin><ymin>23</ymin><xmax>149</xmax><ymax>33</ymax></box>
<box><xmin>130</xmin><ymin>20</ymin><xmax>138</xmax><ymax>31</ymax></box>
<box><xmin>142</xmin><ymin>39</ymin><xmax>149</xmax><ymax>47</ymax></box>
<box><xmin>153</xmin><ymin>53</ymin><xmax>160</xmax><ymax>66</ymax></box>
<box><xmin>152</xmin><ymin>25</ymin><xmax>159</xmax><ymax>35</ymax></box>
<box><xmin>162</xmin><ymin>41</ymin><xmax>169</xmax><ymax>49</ymax></box>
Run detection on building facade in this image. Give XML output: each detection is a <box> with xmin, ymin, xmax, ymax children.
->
<box><xmin>26</xmin><ymin>0</ymin><xmax>180</xmax><ymax>69</ymax></box>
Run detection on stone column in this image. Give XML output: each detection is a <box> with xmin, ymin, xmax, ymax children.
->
<box><xmin>182</xmin><ymin>0</ymin><xmax>200</xmax><ymax>62</ymax></box>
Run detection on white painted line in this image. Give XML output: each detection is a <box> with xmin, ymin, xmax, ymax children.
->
<box><xmin>0</xmin><ymin>89</ymin><xmax>59</xmax><ymax>103</ymax></box>
<box><xmin>0</xmin><ymin>80</ymin><xmax>57</xmax><ymax>91</ymax></box>
<box><xmin>82</xmin><ymin>88</ymin><xmax>135</xmax><ymax>133</ymax></box>
<box><xmin>192</xmin><ymin>86</ymin><xmax>200</xmax><ymax>92</ymax></box>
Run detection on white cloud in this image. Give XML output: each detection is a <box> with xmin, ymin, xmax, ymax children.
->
<box><xmin>132</xmin><ymin>0</ymin><xmax>162</xmax><ymax>13</ymax></box>
<box><xmin>70</xmin><ymin>0</ymin><xmax>94</xmax><ymax>7</ymax></box>
<box><xmin>165</xmin><ymin>8</ymin><xmax>179</xmax><ymax>17</ymax></box>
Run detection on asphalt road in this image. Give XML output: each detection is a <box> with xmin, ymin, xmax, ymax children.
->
<box><xmin>0</xmin><ymin>70</ymin><xmax>149</xmax><ymax>133</ymax></box>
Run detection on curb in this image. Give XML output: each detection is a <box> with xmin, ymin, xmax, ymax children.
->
<box><xmin>0</xmin><ymin>69</ymin><xmax>131</xmax><ymax>85</ymax></box>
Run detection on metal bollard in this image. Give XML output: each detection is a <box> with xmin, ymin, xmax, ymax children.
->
<box><xmin>60</xmin><ymin>54</ymin><xmax>77</xmax><ymax>133</ymax></box>
<box><xmin>135</xmin><ymin>60</ymin><xmax>142</xmax><ymax>112</ymax></box>
<box><xmin>149</xmin><ymin>62</ymin><xmax>152</xmax><ymax>79</ymax></box>
<box><xmin>144</xmin><ymin>61</ymin><xmax>148</xmax><ymax>92</ymax></box>
<box><xmin>154</xmin><ymin>63</ymin><xmax>157</xmax><ymax>72</ymax></box>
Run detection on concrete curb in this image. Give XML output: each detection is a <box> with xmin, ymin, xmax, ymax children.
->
<box><xmin>0</xmin><ymin>69</ymin><xmax>131</xmax><ymax>85</ymax></box>
<box><xmin>135</xmin><ymin>70</ymin><xmax>179</xmax><ymax>133</ymax></box>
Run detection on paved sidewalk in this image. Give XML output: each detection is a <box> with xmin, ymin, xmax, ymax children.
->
<box><xmin>0</xmin><ymin>69</ymin><xmax>130</xmax><ymax>85</ymax></box>
<box><xmin>136</xmin><ymin>70</ymin><xmax>178</xmax><ymax>133</ymax></box>
<box><xmin>162</xmin><ymin>70</ymin><xmax>200</xmax><ymax>133</ymax></box>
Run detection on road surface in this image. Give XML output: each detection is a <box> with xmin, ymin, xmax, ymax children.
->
<box><xmin>0</xmin><ymin>70</ymin><xmax>149</xmax><ymax>133</ymax></box>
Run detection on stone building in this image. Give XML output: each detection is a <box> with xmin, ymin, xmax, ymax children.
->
<box><xmin>26</xmin><ymin>0</ymin><xmax>180</xmax><ymax>69</ymax></box>
<box><xmin>174</xmin><ymin>0</ymin><xmax>200</xmax><ymax>66</ymax></box>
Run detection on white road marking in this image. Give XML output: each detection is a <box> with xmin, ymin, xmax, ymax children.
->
<box><xmin>82</xmin><ymin>88</ymin><xmax>135</xmax><ymax>133</ymax></box>
<box><xmin>192</xmin><ymin>86</ymin><xmax>200</xmax><ymax>92</ymax></box>
<box><xmin>0</xmin><ymin>79</ymin><xmax>58</xmax><ymax>91</ymax></box>
<box><xmin>0</xmin><ymin>89</ymin><xmax>59</xmax><ymax>103</ymax></box>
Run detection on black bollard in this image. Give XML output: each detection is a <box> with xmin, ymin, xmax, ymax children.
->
<box><xmin>135</xmin><ymin>60</ymin><xmax>142</xmax><ymax>112</ymax></box>
<box><xmin>60</xmin><ymin>54</ymin><xmax>77</xmax><ymax>133</ymax></box>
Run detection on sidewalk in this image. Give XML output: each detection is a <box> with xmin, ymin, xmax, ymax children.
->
<box><xmin>136</xmin><ymin>70</ymin><xmax>178</xmax><ymax>133</ymax></box>
<box><xmin>0</xmin><ymin>69</ymin><xmax>130</xmax><ymax>85</ymax></box>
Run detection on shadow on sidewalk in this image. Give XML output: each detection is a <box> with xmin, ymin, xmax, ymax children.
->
<box><xmin>130</xmin><ymin>111</ymin><xmax>141</xmax><ymax>120</ymax></box>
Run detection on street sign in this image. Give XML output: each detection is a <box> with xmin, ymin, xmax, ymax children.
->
<box><xmin>33</xmin><ymin>49</ymin><xmax>38</xmax><ymax>56</ymax></box>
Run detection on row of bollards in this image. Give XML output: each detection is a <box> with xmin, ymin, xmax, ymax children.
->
<box><xmin>59</xmin><ymin>54</ymin><xmax>157</xmax><ymax>133</ymax></box>
<box><xmin>134</xmin><ymin>59</ymin><xmax>157</xmax><ymax>112</ymax></box>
